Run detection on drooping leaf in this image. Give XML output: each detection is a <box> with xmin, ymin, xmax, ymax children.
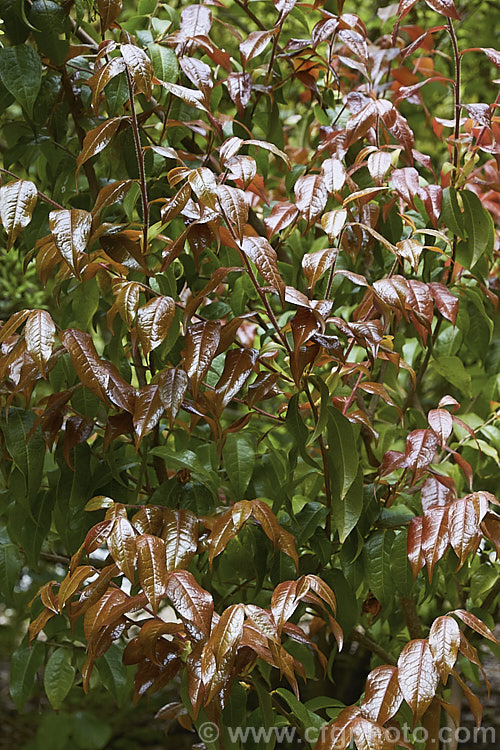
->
<box><xmin>240</xmin><ymin>30</ymin><xmax>276</xmax><ymax>67</ymax></box>
<box><xmin>428</xmin><ymin>616</ymin><xmax>460</xmax><ymax>684</ymax></box>
<box><xmin>0</xmin><ymin>180</ymin><xmax>38</xmax><ymax>250</ymax></box>
<box><xmin>422</xmin><ymin>505</ymin><xmax>450</xmax><ymax>580</ymax></box>
<box><xmin>137</xmin><ymin>296</ymin><xmax>176</xmax><ymax>355</ymax></box>
<box><xmin>181</xmin><ymin>320</ymin><xmax>221</xmax><ymax>399</ymax></box>
<box><xmin>97</xmin><ymin>0</ymin><xmax>122</xmax><ymax>30</ymax></box>
<box><xmin>49</xmin><ymin>209</ymin><xmax>92</xmax><ymax>277</ymax></box>
<box><xmin>428</xmin><ymin>408</ymin><xmax>453</xmax><ymax>446</ymax></box>
<box><xmin>405</xmin><ymin>429</ymin><xmax>439</xmax><ymax>480</ymax></box>
<box><xmin>333</xmin><ymin>467</ymin><xmax>363</xmax><ymax>543</ymax></box>
<box><xmin>166</xmin><ymin>570</ymin><xmax>213</xmax><ymax>642</ymax></box>
<box><xmin>44</xmin><ymin>648</ymin><xmax>75</xmax><ymax>710</ymax></box>
<box><xmin>163</xmin><ymin>509</ymin><xmax>199</xmax><ymax>571</ymax></box>
<box><xmin>397</xmin><ymin>639</ymin><xmax>439</xmax><ymax>722</ymax></box>
<box><xmin>240</xmin><ymin>236</ymin><xmax>285</xmax><ymax>301</ymax></box>
<box><xmin>216</xmin><ymin>185</ymin><xmax>249</xmax><ymax>240</ymax></box>
<box><xmin>24</xmin><ymin>310</ymin><xmax>55</xmax><ymax>377</ymax></box>
<box><xmin>76</xmin><ymin>118</ymin><xmax>126</xmax><ymax>177</ymax></box>
<box><xmin>135</xmin><ymin>534</ymin><xmax>168</xmax><ymax>614</ymax></box>
<box><xmin>157</xmin><ymin>368</ymin><xmax>189</xmax><ymax>425</ymax></box>
<box><xmin>133</xmin><ymin>384</ymin><xmax>164</xmax><ymax>446</ymax></box>
<box><xmin>121</xmin><ymin>44</ymin><xmax>154</xmax><ymax>99</ymax></box>
<box><xmin>215</xmin><ymin>348</ymin><xmax>257</xmax><ymax>415</ymax></box>
<box><xmin>0</xmin><ymin>45</ymin><xmax>42</xmax><ymax>117</ymax></box>
<box><xmin>363</xmin><ymin>530</ymin><xmax>393</xmax><ymax>607</ymax></box>
<box><xmin>361</xmin><ymin>665</ymin><xmax>403</xmax><ymax>724</ymax></box>
<box><xmin>107</xmin><ymin>517</ymin><xmax>137</xmax><ymax>581</ymax></box>
<box><xmin>447</xmin><ymin>497</ymin><xmax>482</xmax><ymax>567</ymax></box>
<box><xmin>294</xmin><ymin>174</ymin><xmax>328</xmax><ymax>228</ymax></box>
<box><xmin>302</xmin><ymin>248</ymin><xmax>338</xmax><ymax>293</ymax></box>
<box><xmin>327</xmin><ymin>407</ymin><xmax>359</xmax><ymax>501</ymax></box>
<box><xmin>10</xmin><ymin>641</ymin><xmax>45</xmax><ymax>711</ymax></box>
<box><xmin>407</xmin><ymin>516</ymin><xmax>425</xmax><ymax>578</ymax></box>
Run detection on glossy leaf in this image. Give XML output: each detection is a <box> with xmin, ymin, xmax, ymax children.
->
<box><xmin>294</xmin><ymin>174</ymin><xmax>328</xmax><ymax>227</ymax></box>
<box><xmin>163</xmin><ymin>509</ymin><xmax>199</xmax><ymax>571</ymax></box>
<box><xmin>302</xmin><ymin>248</ymin><xmax>338</xmax><ymax>293</ymax></box>
<box><xmin>108</xmin><ymin>517</ymin><xmax>137</xmax><ymax>581</ymax></box>
<box><xmin>49</xmin><ymin>209</ymin><xmax>92</xmax><ymax>277</ymax></box>
<box><xmin>137</xmin><ymin>296</ymin><xmax>176</xmax><ymax>355</ymax></box>
<box><xmin>24</xmin><ymin>310</ymin><xmax>55</xmax><ymax>377</ymax></box>
<box><xmin>97</xmin><ymin>0</ymin><xmax>122</xmax><ymax>30</ymax></box>
<box><xmin>135</xmin><ymin>534</ymin><xmax>168</xmax><ymax>614</ymax></box>
<box><xmin>397</xmin><ymin>639</ymin><xmax>439</xmax><ymax>722</ymax></box>
<box><xmin>215</xmin><ymin>348</ymin><xmax>257</xmax><ymax>414</ymax></box>
<box><xmin>240</xmin><ymin>30</ymin><xmax>275</xmax><ymax>67</ymax></box>
<box><xmin>166</xmin><ymin>570</ymin><xmax>213</xmax><ymax>642</ymax></box>
<box><xmin>133</xmin><ymin>384</ymin><xmax>164</xmax><ymax>446</ymax></box>
<box><xmin>424</xmin><ymin>0</ymin><xmax>460</xmax><ymax>19</ymax></box>
<box><xmin>77</xmin><ymin>118</ymin><xmax>126</xmax><ymax>177</ymax></box>
<box><xmin>181</xmin><ymin>320</ymin><xmax>221</xmax><ymax>399</ymax></box>
<box><xmin>216</xmin><ymin>185</ymin><xmax>249</xmax><ymax>240</ymax></box>
<box><xmin>0</xmin><ymin>180</ymin><xmax>38</xmax><ymax>250</ymax></box>
<box><xmin>121</xmin><ymin>44</ymin><xmax>153</xmax><ymax>99</ymax></box>
<box><xmin>240</xmin><ymin>236</ymin><xmax>285</xmax><ymax>301</ymax></box>
<box><xmin>428</xmin><ymin>616</ymin><xmax>460</xmax><ymax>684</ymax></box>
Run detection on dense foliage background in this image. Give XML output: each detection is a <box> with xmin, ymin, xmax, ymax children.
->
<box><xmin>0</xmin><ymin>1</ymin><xmax>499</xmax><ymax>748</ymax></box>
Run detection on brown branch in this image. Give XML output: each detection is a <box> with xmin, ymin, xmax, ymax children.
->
<box><xmin>401</xmin><ymin>595</ymin><xmax>423</xmax><ymax>640</ymax></box>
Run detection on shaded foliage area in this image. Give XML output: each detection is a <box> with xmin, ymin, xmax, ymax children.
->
<box><xmin>0</xmin><ymin>0</ymin><xmax>499</xmax><ymax>748</ymax></box>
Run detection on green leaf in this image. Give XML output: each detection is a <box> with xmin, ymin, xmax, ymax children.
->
<box><xmin>1</xmin><ymin>408</ymin><xmax>45</xmax><ymax>505</ymax></box>
<box><xmin>458</xmin><ymin>190</ymin><xmax>494</xmax><ymax>269</ymax></box>
<box><xmin>432</xmin><ymin>355</ymin><xmax>472</xmax><ymax>398</ymax></box>
<box><xmin>223</xmin><ymin>433</ymin><xmax>255</xmax><ymax>499</ymax></box>
<box><xmin>322</xmin><ymin>568</ymin><xmax>357</xmax><ymax>638</ymax></box>
<box><xmin>30</xmin><ymin>1</ymin><xmax>69</xmax><ymax>65</ymax></box>
<box><xmin>0</xmin><ymin>44</ymin><xmax>42</xmax><ymax>117</ymax></box>
<box><xmin>44</xmin><ymin>647</ymin><xmax>75</xmax><ymax>709</ymax></box>
<box><xmin>295</xmin><ymin>502</ymin><xmax>328</xmax><ymax>545</ymax></box>
<box><xmin>54</xmin><ymin>443</ymin><xmax>92</xmax><ymax>553</ymax></box>
<box><xmin>148</xmin><ymin>42</ymin><xmax>178</xmax><ymax>82</ymax></box>
<box><xmin>0</xmin><ymin>541</ymin><xmax>22</xmax><ymax>602</ymax></box>
<box><xmin>327</xmin><ymin>407</ymin><xmax>359</xmax><ymax>501</ymax></box>
<box><xmin>21</xmin><ymin>489</ymin><xmax>55</xmax><ymax>568</ymax></box>
<box><xmin>391</xmin><ymin>529</ymin><xmax>414</xmax><ymax>597</ymax></box>
<box><xmin>332</xmin><ymin>466</ymin><xmax>363</xmax><ymax>543</ymax></box>
<box><xmin>307</xmin><ymin>377</ymin><xmax>330</xmax><ymax>445</ymax></box>
<box><xmin>10</xmin><ymin>640</ymin><xmax>45</xmax><ymax>711</ymax></box>
<box><xmin>275</xmin><ymin>687</ymin><xmax>323</xmax><ymax>731</ymax></box>
<box><xmin>363</xmin><ymin>529</ymin><xmax>394</xmax><ymax>608</ymax></box>
<box><xmin>440</xmin><ymin>187</ymin><xmax>465</xmax><ymax>237</ymax></box>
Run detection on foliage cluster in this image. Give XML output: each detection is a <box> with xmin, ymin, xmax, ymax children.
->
<box><xmin>0</xmin><ymin>0</ymin><xmax>499</xmax><ymax>748</ymax></box>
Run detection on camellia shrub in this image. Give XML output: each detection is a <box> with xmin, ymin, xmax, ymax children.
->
<box><xmin>0</xmin><ymin>0</ymin><xmax>499</xmax><ymax>748</ymax></box>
